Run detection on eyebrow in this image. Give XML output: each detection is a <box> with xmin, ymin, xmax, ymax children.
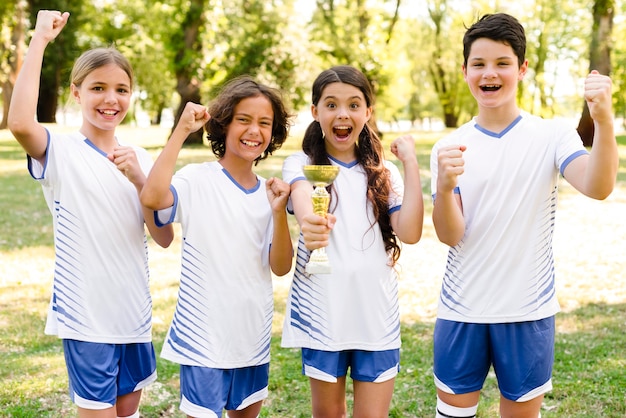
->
<box><xmin>235</xmin><ymin>112</ymin><xmax>273</xmax><ymax>121</ymax></box>
<box><xmin>322</xmin><ymin>95</ymin><xmax>364</xmax><ymax>101</ymax></box>
<box><xmin>470</xmin><ymin>56</ymin><xmax>514</xmax><ymax>61</ymax></box>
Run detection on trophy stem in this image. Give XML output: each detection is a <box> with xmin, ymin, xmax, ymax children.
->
<box><xmin>302</xmin><ymin>165</ymin><xmax>339</xmax><ymax>275</ymax></box>
<box><xmin>306</xmin><ymin>185</ymin><xmax>332</xmax><ymax>274</ymax></box>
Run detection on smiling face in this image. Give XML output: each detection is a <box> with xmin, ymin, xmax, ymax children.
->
<box><xmin>222</xmin><ymin>95</ymin><xmax>274</xmax><ymax>165</ymax></box>
<box><xmin>312</xmin><ymin>81</ymin><xmax>372</xmax><ymax>162</ymax></box>
<box><xmin>463</xmin><ymin>37</ymin><xmax>528</xmax><ymax>115</ymax></box>
<box><xmin>71</xmin><ymin>63</ymin><xmax>132</xmax><ymax>139</ymax></box>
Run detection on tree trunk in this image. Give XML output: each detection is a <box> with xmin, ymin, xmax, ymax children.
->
<box><xmin>577</xmin><ymin>0</ymin><xmax>614</xmax><ymax>146</ymax></box>
<box><xmin>1</xmin><ymin>0</ymin><xmax>26</xmax><ymax>129</ymax></box>
<box><xmin>171</xmin><ymin>0</ymin><xmax>206</xmax><ymax>145</ymax></box>
<box><xmin>37</xmin><ymin>74</ymin><xmax>60</xmax><ymax>123</ymax></box>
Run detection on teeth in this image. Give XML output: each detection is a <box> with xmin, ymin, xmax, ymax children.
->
<box><xmin>101</xmin><ymin>110</ymin><xmax>117</xmax><ymax>115</ymax></box>
<box><xmin>242</xmin><ymin>140</ymin><xmax>259</xmax><ymax>147</ymax></box>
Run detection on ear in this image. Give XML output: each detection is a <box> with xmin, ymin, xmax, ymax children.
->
<box><xmin>518</xmin><ymin>59</ymin><xmax>529</xmax><ymax>80</ymax></box>
<box><xmin>70</xmin><ymin>83</ymin><xmax>81</xmax><ymax>103</ymax></box>
<box><xmin>462</xmin><ymin>64</ymin><xmax>468</xmax><ymax>82</ymax></box>
<box><xmin>311</xmin><ymin>103</ymin><xmax>318</xmax><ymax>121</ymax></box>
<box><xmin>365</xmin><ymin>106</ymin><xmax>372</xmax><ymax>121</ymax></box>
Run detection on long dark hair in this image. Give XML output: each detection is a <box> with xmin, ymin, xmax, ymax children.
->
<box><xmin>302</xmin><ymin>65</ymin><xmax>400</xmax><ymax>265</ymax></box>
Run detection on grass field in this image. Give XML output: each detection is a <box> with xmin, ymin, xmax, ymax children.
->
<box><xmin>0</xmin><ymin>124</ymin><xmax>625</xmax><ymax>417</ymax></box>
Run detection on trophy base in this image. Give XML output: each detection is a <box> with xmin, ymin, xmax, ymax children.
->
<box><xmin>305</xmin><ymin>261</ymin><xmax>332</xmax><ymax>274</ymax></box>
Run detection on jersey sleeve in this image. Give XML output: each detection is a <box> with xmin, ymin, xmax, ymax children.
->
<box><xmin>553</xmin><ymin>122</ymin><xmax>588</xmax><ymax>176</ymax></box>
<box><xmin>385</xmin><ymin>160</ymin><xmax>404</xmax><ymax>212</ymax></box>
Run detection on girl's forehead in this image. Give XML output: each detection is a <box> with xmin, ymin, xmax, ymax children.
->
<box><xmin>234</xmin><ymin>95</ymin><xmax>274</xmax><ymax>117</ymax></box>
<box><xmin>321</xmin><ymin>82</ymin><xmax>364</xmax><ymax>98</ymax></box>
<box><xmin>83</xmin><ymin>63</ymin><xmax>131</xmax><ymax>85</ymax></box>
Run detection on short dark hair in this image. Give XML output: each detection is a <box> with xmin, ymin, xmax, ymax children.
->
<box><xmin>463</xmin><ymin>13</ymin><xmax>526</xmax><ymax>68</ymax></box>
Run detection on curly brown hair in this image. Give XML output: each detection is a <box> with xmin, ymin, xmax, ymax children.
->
<box><xmin>302</xmin><ymin>65</ymin><xmax>401</xmax><ymax>265</ymax></box>
<box><xmin>205</xmin><ymin>76</ymin><xmax>292</xmax><ymax>165</ymax></box>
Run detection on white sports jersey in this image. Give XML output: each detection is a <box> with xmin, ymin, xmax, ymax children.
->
<box><xmin>281</xmin><ymin>151</ymin><xmax>404</xmax><ymax>351</ymax></box>
<box><xmin>430</xmin><ymin>112</ymin><xmax>588</xmax><ymax>323</ymax></box>
<box><xmin>28</xmin><ymin>130</ymin><xmax>154</xmax><ymax>343</ymax></box>
<box><xmin>157</xmin><ymin>161</ymin><xmax>274</xmax><ymax>368</ymax></box>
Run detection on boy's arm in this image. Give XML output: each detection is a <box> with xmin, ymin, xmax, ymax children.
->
<box><xmin>389</xmin><ymin>135</ymin><xmax>424</xmax><ymax>244</ymax></box>
<box><xmin>140</xmin><ymin>102</ymin><xmax>209</xmax><ymax>210</ymax></box>
<box><xmin>8</xmin><ymin>11</ymin><xmax>70</xmax><ymax>163</ymax></box>
<box><xmin>432</xmin><ymin>145</ymin><xmax>466</xmax><ymax>247</ymax></box>
<box><xmin>267</xmin><ymin>177</ymin><xmax>294</xmax><ymax>276</ymax></box>
<box><xmin>563</xmin><ymin>71</ymin><xmax>618</xmax><ymax>200</ymax></box>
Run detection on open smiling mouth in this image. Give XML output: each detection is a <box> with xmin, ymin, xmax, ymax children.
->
<box><xmin>333</xmin><ymin>126</ymin><xmax>352</xmax><ymax>138</ymax></box>
<box><xmin>480</xmin><ymin>85</ymin><xmax>501</xmax><ymax>92</ymax></box>
<box><xmin>99</xmin><ymin>110</ymin><xmax>118</xmax><ymax>116</ymax></box>
<box><xmin>242</xmin><ymin>139</ymin><xmax>261</xmax><ymax>148</ymax></box>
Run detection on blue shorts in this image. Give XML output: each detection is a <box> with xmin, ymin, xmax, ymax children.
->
<box><xmin>302</xmin><ymin>348</ymin><xmax>400</xmax><ymax>383</ymax></box>
<box><xmin>63</xmin><ymin>340</ymin><xmax>156</xmax><ymax>409</ymax></box>
<box><xmin>433</xmin><ymin>317</ymin><xmax>555</xmax><ymax>401</ymax></box>
<box><xmin>179</xmin><ymin>364</ymin><xmax>269</xmax><ymax>417</ymax></box>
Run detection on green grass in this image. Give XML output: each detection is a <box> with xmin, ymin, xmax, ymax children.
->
<box><xmin>1</xmin><ymin>126</ymin><xmax>625</xmax><ymax>417</ymax></box>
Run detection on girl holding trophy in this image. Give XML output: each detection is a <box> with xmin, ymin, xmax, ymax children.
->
<box><xmin>281</xmin><ymin>65</ymin><xmax>425</xmax><ymax>417</ymax></box>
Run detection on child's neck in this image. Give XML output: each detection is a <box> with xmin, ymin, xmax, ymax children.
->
<box><xmin>79</xmin><ymin>125</ymin><xmax>117</xmax><ymax>154</ymax></box>
<box><xmin>218</xmin><ymin>157</ymin><xmax>257</xmax><ymax>189</ymax></box>
<box><xmin>475</xmin><ymin>106</ymin><xmax>521</xmax><ymax>134</ymax></box>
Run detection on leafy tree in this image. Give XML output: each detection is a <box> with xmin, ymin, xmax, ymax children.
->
<box><xmin>202</xmin><ymin>0</ymin><xmax>307</xmax><ymax>109</ymax></box>
<box><xmin>309</xmin><ymin>0</ymin><xmax>404</xmax><ymax>134</ymax></box>
<box><xmin>27</xmin><ymin>0</ymin><xmax>89</xmax><ymax>123</ymax></box>
<box><xmin>0</xmin><ymin>0</ymin><xmax>20</xmax><ymax>129</ymax></box>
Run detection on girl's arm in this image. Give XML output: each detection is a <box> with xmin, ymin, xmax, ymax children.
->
<box><xmin>266</xmin><ymin>177</ymin><xmax>294</xmax><ymax>276</ymax></box>
<box><xmin>389</xmin><ymin>135</ymin><xmax>424</xmax><ymax>244</ymax></box>
<box><xmin>8</xmin><ymin>11</ymin><xmax>70</xmax><ymax>163</ymax></box>
<box><xmin>140</xmin><ymin>102</ymin><xmax>209</xmax><ymax>210</ymax></box>
<box><xmin>290</xmin><ymin>180</ymin><xmax>336</xmax><ymax>251</ymax></box>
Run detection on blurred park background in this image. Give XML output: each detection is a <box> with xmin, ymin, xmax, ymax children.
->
<box><xmin>0</xmin><ymin>0</ymin><xmax>625</xmax><ymax>142</ymax></box>
<box><xmin>1</xmin><ymin>1</ymin><xmax>625</xmax><ymax>417</ymax></box>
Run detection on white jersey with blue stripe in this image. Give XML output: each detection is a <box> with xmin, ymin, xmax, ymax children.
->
<box><xmin>281</xmin><ymin>151</ymin><xmax>404</xmax><ymax>351</ymax></box>
<box><xmin>29</xmin><ymin>130</ymin><xmax>153</xmax><ymax>343</ymax></box>
<box><xmin>430</xmin><ymin>112</ymin><xmax>588</xmax><ymax>323</ymax></box>
<box><xmin>157</xmin><ymin>161</ymin><xmax>274</xmax><ymax>368</ymax></box>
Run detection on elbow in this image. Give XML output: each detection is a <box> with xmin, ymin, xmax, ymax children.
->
<box><xmin>400</xmin><ymin>228</ymin><xmax>423</xmax><ymax>245</ymax></box>
<box><xmin>588</xmin><ymin>189</ymin><xmax>613</xmax><ymax>201</ymax></box>
<box><xmin>154</xmin><ymin>236</ymin><xmax>173</xmax><ymax>249</ymax></box>
<box><xmin>435</xmin><ymin>230</ymin><xmax>462</xmax><ymax>247</ymax></box>
<box><xmin>152</xmin><ymin>226</ymin><xmax>174</xmax><ymax>248</ymax></box>
<box><xmin>140</xmin><ymin>189</ymin><xmax>160</xmax><ymax>210</ymax></box>
<box><xmin>272</xmin><ymin>263</ymin><xmax>293</xmax><ymax>277</ymax></box>
<box><xmin>584</xmin><ymin>181</ymin><xmax>615</xmax><ymax>200</ymax></box>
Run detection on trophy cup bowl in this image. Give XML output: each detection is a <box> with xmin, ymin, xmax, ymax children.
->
<box><xmin>302</xmin><ymin>165</ymin><xmax>340</xmax><ymax>274</ymax></box>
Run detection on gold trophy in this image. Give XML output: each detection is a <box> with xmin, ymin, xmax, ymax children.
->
<box><xmin>302</xmin><ymin>165</ymin><xmax>340</xmax><ymax>274</ymax></box>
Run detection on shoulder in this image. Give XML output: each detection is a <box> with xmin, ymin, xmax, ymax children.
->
<box><xmin>284</xmin><ymin>151</ymin><xmax>309</xmax><ymax>165</ymax></box>
<box><xmin>176</xmin><ymin>161</ymin><xmax>215</xmax><ymax>178</ymax></box>
<box><xmin>383</xmin><ymin>159</ymin><xmax>401</xmax><ymax>176</ymax></box>
<box><xmin>432</xmin><ymin>123</ymin><xmax>473</xmax><ymax>150</ymax></box>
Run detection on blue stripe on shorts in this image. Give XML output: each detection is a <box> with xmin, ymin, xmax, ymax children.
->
<box><xmin>302</xmin><ymin>348</ymin><xmax>400</xmax><ymax>383</ymax></box>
